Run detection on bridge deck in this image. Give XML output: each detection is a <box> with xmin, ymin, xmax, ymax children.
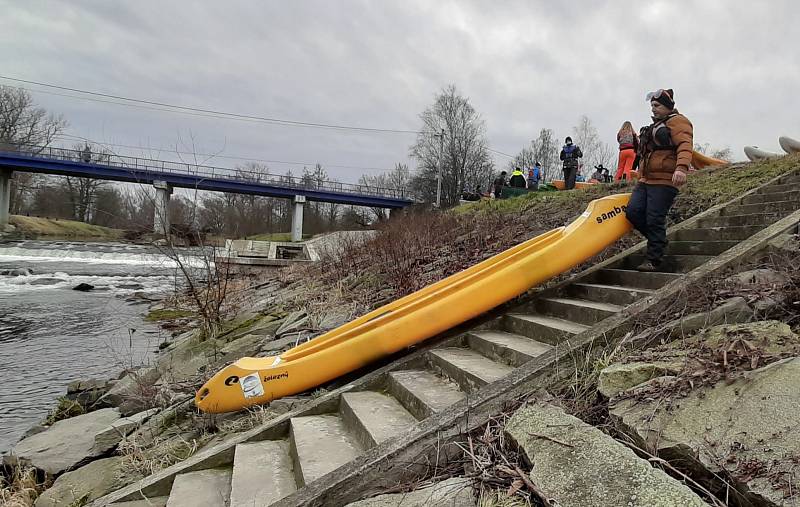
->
<box><xmin>0</xmin><ymin>147</ymin><xmax>412</xmax><ymax>208</ymax></box>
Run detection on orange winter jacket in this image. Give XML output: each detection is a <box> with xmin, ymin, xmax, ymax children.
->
<box><xmin>639</xmin><ymin>111</ymin><xmax>693</xmax><ymax>189</ymax></box>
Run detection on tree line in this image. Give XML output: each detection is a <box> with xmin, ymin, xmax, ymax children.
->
<box><xmin>1</xmin><ymin>84</ymin><xmax>731</xmax><ymax>235</ymax></box>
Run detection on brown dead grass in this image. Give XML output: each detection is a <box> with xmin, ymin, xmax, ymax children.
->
<box><xmin>0</xmin><ymin>465</ymin><xmax>47</xmax><ymax>507</ymax></box>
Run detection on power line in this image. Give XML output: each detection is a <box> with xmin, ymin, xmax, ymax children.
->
<box><xmin>487</xmin><ymin>147</ymin><xmax>515</xmax><ymax>159</ymax></box>
<box><xmin>55</xmin><ymin>134</ymin><xmax>396</xmax><ymax>172</ymax></box>
<box><xmin>0</xmin><ymin>75</ymin><xmax>422</xmax><ymax>134</ymax></box>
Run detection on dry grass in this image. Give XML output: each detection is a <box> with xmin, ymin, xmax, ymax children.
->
<box><xmin>9</xmin><ymin>215</ymin><xmax>125</xmax><ymax>239</ymax></box>
<box><xmin>117</xmin><ymin>433</ymin><xmax>204</xmax><ymax>478</ymax></box>
<box><xmin>0</xmin><ymin>465</ymin><xmax>46</xmax><ymax>507</ymax></box>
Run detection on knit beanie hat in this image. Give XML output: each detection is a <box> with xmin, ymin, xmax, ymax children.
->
<box><xmin>654</xmin><ymin>89</ymin><xmax>675</xmax><ymax>109</ymax></box>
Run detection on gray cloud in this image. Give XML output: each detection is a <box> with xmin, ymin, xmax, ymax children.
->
<box><xmin>1</xmin><ymin>0</ymin><xmax>797</xmax><ymax>183</ymax></box>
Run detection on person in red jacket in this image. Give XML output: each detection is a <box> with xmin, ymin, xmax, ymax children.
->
<box><xmin>626</xmin><ymin>88</ymin><xmax>693</xmax><ymax>272</ymax></box>
<box><xmin>614</xmin><ymin>121</ymin><xmax>639</xmax><ymax>181</ymax></box>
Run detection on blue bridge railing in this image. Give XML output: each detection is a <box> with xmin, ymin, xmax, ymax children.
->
<box><xmin>0</xmin><ymin>144</ymin><xmax>408</xmax><ymax>201</ymax></box>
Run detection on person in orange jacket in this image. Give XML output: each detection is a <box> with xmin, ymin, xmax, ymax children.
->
<box><xmin>625</xmin><ymin>88</ymin><xmax>693</xmax><ymax>272</ymax></box>
<box><xmin>614</xmin><ymin>121</ymin><xmax>639</xmax><ymax>181</ymax></box>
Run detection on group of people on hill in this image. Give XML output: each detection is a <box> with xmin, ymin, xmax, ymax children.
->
<box><xmin>491</xmin><ymin>162</ymin><xmax>543</xmax><ymax>198</ymax></box>
<box><xmin>489</xmin><ymin>88</ymin><xmax>693</xmax><ymax>272</ymax></box>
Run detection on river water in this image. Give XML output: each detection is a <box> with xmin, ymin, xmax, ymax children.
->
<box><xmin>0</xmin><ymin>239</ymin><xmax>188</xmax><ymax>453</ymax></box>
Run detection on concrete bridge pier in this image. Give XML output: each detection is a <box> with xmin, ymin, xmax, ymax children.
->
<box><xmin>291</xmin><ymin>195</ymin><xmax>306</xmax><ymax>242</ymax></box>
<box><xmin>0</xmin><ymin>169</ymin><xmax>11</xmax><ymax>228</ymax></box>
<box><xmin>153</xmin><ymin>180</ymin><xmax>172</xmax><ymax>236</ymax></box>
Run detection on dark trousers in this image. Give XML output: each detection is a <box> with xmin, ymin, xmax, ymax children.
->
<box><xmin>528</xmin><ymin>180</ymin><xmax>539</xmax><ymax>190</ymax></box>
<box><xmin>626</xmin><ymin>183</ymin><xmax>678</xmax><ymax>264</ymax></box>
<box><xmin>563</xmin><ymin>167</ymin><xmax>577</xmax><ymax>190</ymax></box>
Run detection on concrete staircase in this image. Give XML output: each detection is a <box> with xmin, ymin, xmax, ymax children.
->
<box><xmin>102</xmin><ymin>171</ymin><xmax>800</xmax><ymax>507</ymax></box>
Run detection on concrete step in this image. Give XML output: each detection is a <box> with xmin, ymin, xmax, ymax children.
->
<box><xmin>741</xmin><ymin>190</ymin><xmax>800</xmax><ymax>205</ymax></box>
<box><xmin>386</xmin><ymin>369</ymin><xmax>465</xmax><ymax>419</ymax></box>
<box><xmin>340</xmin><ymin>391</ymin><xmax>418</xmax><ymax>449</ymax></box>
<box><xmin>758</xmin><ymin>183</ymin><xmax>799</xmax><ymax>194</ymax></box>
<box><xmin>620</xmin><ymin>254</ymin><xmax>713</xmax><ymax>273</ymax></box>
<box><xmin>673</xmin><ymin>225</ymin><xmax>762</xmax><ymax>242</ymax></box>
<box><xmin>779</xmin><ymin>174</ymin><xmax>800</xmax><ymax>185</ymax></box>
<box><xmin>667</xmin><ymin>240</ymin><xmax>739</xmax><ymax>256</ymax></box>
<box><xmin>466</xmin><ymin>330</ymin><xmax>552</xmax><ymax>367</ymax></box>
<box><xmin>722</xmin><ymin>200</ymin><xmax>798</xmax><ymax>216</ymax></box>
<box><xmin>536</xmin><ymin>297</ymin><xmax>622</xmax><ymax>326</ymax></box>
<box><xmin>427</xmin><ymin>347</ymin><xmax>514</xmax><ymax>391</ymax></box>
<box><xmin>229</xmin><ymin>440</ymin><xmax>296</xmax><ymax>507</ymax></box>
<box><xmin>503</xmin><ymin>313</ymin><xmax>589</xmax><ymax>345</ymax></box>
<box><xmin>567</xmin><ymin>282</ymin><xmax>654</xmax><ymax>306</ymax></box>
<box><xmin>588</xmin><ymin>268</ymin><xmax>682</xmax><ymax>290</ymax></box>
<box><xmin>289</xmin><ymin>415</ymin><xmax>363</xmax><ymax>487</ymax></box>
<box><xmin>697</xmin><ymin>212</ymin><xmax>781</xmax><ymax>228</ymax></box>
<box><xmin>166</xmin><ymin>469</ymin><xmax>232</xmax><ymax>507</ymax></box>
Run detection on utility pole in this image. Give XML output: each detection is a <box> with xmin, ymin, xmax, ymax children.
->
<box><xmin>434</xmin><ymin>128</ymin><xmax>444</xmax><ymax>208</ymax></box>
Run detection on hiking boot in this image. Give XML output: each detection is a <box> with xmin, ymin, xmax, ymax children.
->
<box><xmin>635</xmin><ymin>260</ymin><xmax>662</xmax><ymax>272</ymax></box>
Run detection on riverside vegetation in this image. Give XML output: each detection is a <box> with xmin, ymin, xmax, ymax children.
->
<box><xmin>2</xmin><ymin>154</ymin><xmax>799</xmax><ymax>507</ymax></box>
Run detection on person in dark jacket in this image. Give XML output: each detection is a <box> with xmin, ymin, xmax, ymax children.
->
<box><xmin>559</xmin><ymin>137</ymin><xmax>583</xmax><ymax>190</ymax></box>
<box><xmin>626</xmin><ymin>88</ymin><xmax>693</xmax><ymax>272</ymax></box>
<box><xmin>509</xmin><ymin>167</ymin><xmax>527</xmax><ymax>188</ymax></box>
<box><xmin>492</xmin><ymin>170</ymin><xmax>507</xmax><ymax>198</ymax></box>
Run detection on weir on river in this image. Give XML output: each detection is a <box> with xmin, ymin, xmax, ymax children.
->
<box><xmin>0</xmin><ymin>239</ymin><xmax>176</xmax><ymax>452</ymax></box>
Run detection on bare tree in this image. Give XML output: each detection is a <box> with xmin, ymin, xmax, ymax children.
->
<box><xmin>694</xmin><ymin>142</ymin><xmax>733</xmax><ymax>162</ymax></box>
<box><xmin>530</xmin><ymin>128</ymin><xmax>560</xmax><ymax>182</ymax></box>
<box><xmin>64</xmin><ymin>144</ymin><xmax>110</xmax><ymax>222</ymax></box>
<box><xmin>571</xmin><ymin>115</ymin><xmax>614</xmax><ymax>177</ymax></box>
<box><xmin>410</xmin><ymin>85</ymin><xmax>493</xmax><ymax>206</ymax></box>
<box><xmin>358</xmin><ymin>163</ymin><xmax>411</xmax><ymax>222</ymax></box>
<box><xmin>508</xmin><ymin>147</ymin><xmax>536</xmax><ymax>173</ymax></box>
<box><xmin>0</xmin><ymin>86</ymin><xmax>67</xmax><ymax>214</ymax></box>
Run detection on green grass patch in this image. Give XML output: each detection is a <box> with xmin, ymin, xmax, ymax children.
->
<box><xmin>9</xmin><ymin>215</ymin><xmax>126</xmax><ymax>239</ymax></box>
<box><xmin>454</xmin><ymin>155</ymin><xmax>800</xmax><ymax>219</ymax></box>
<box><xmin>145</xmin><ymin>309</ymin><xmax>195</xmax><ymax>321</ymax></box>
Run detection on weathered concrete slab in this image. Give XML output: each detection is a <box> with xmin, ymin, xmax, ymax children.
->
<box><xmin>612</xmin><ymin>356</ymin><xmax>800</xmax><ymax>506</ymax></box>
<box><xmin>386</xmin><ymin>370</ymin><xmax>465</xmax><ymax>420</ymax></box>
<box><xmin>598</xmin><ymin>361</ymin><xmax>682</xmax><ymax>398</ymax></box>
<box><xmin>34</xmin><ymin>456</ymin><xmax>133</xmax><ymax>507</ymax></box>
<box><xmin>8</xmin><ymin>408</ymin><xmax>121</xmax><ymax>475</ymax></box>
<box><xmin>506</xmin><ymin>403</ymin><xmax>706</xmax><ymax>506</ymax></box>
<box><xmin>345</xmin><ymin>477</ymin><xmax>475</xmax><ymax>507</ymax></box>
<box><xmin>725</xmin><ymin>268</ymin><xmax>791</xmax><ymax>288</ymax></box>
<box><xmin>466</xmin><ymin>330</ymin><xmax>552</xmax><ymax>367</ymax></box>
<box><xmin>503</xmin><ymin>313</ymin><xmax>587</xmax><ymax>345</ymax></box>
<box><xmin>567</xmin><ymin>282</ymin><xmax>654</xmax><ymax>306</ymax></box>
<box><xmin>427</xmin><ymin>348</ymin><xmax>513</xmax><ymax>390</ymax></box>
<box><xmin>165</xmin><ymin>469</ymin><xmax>232</xmax><ymax>507</ymax></box>
<box><xmin>290</xmin><ymin>415</ymin><xmax>363</xmax><ymax>487</ymax></box>
<box><xmin>229</xmin><ymin>440</ymin><xmax>296</xmax><ymax>507</ymax></box>
<box><xmin>340</xmin><ymin>392</ymin><xmax>418</xmax><ymax>449</ymax></box>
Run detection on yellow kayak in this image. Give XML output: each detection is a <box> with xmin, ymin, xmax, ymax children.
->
<box><xmin>196</xmin><ymin>194</ymin><xmax>632</xmax><ymax>413</ymax></box>
<box><xmin>691</xmin><ymin>150</ymin><xmax>728</xmax><ymax>169</ymax></box>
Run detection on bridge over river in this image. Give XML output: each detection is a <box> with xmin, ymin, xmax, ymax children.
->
<box><xmin>0</xmin><ymin>146</ymin><xmax>413</xmax><ymax>240</ymax></box>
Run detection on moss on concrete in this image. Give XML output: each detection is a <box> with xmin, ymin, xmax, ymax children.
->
<box><xmin>145</xmin><ymin>309</ymin><xmax>194</xmax><ymax>322</ymax></box>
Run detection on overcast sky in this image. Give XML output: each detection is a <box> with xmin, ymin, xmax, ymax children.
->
<box><xmin>1</xmin><ymin>0</ymin><xmax>798</xmax><ymax>184</ymax></box>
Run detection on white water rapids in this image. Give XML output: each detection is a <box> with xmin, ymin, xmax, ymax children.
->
<box><xmin>0</xmin><ymin>240</ymin><xmax>200</xmax><ymax>453</ymax></box>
